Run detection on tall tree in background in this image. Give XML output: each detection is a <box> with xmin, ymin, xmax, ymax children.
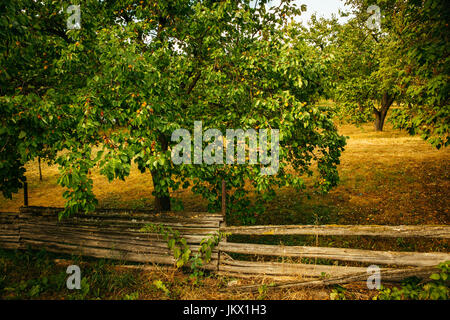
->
<box><xmin>305</xmin><ymin>4</ymin><xmax>400</xmax><ymax>131</ymax></box>
<box><xmin>342</xmin><ymin>0</ymin><xmax>448</xmax><ymax>145</ymax></box>
<box><xmin>306</xmin><ymin>0</ymin><xmax>448</xmax><ymax>138</ymax></box>
<box><xmin>386</xmin><ymin>0</ymin><xmax>449</xmax><ymax>148</ymax></box>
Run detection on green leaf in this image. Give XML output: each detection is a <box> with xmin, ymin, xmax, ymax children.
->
<box><xmin>176</xmin><ymin>259</ymin><xmax>184</xmax><ymax>268</ymax></box>
<box><xmin>430</xmin><ymin>273</ymin><xmax>440</xmax><ymax>281</ymax></box>
<box><xmin>168</xmin><ymin>239</ymin><xmax>175</xmax><ymax>250</ymax></box>
<box><xmin>173</xmin><ymin>247</ymin><xmax>181</xmax><ymax>259</ymax></box>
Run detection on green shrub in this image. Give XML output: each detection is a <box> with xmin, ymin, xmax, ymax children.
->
<box><xmin>376</xmin><ymin>261</ymin><xmax>449</xmax><ymax>300</ymax></box>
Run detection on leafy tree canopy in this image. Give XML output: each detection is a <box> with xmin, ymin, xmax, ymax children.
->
<box><xmin>305</xmin><ymin>0</ymin><xmax>448</xmax><ymax>142</ymax></box>
<box><xmin>2</xmin><ymin>0</ymin><xmax>348</xmax><ymax>219</ymax></box>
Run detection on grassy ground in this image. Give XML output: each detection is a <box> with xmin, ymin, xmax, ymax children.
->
<box><xmin>0</xmin><ymin>248</ymin><xmax>379</xmax><ymax>300</ymax></box>
<box><xmin>0</xmin><ymin>121</ymin><xmax>449</xmax><ymax>300</ymax></box>
<box><xmin>260</xmin><ymin>123</ymin><xmax>449</xmax><ymax>227</ymax></box>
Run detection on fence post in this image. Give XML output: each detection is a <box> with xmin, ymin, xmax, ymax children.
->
<box><xmin>221</xmin><ymin>179</ymin><xmax>226</xmax><ymax>217</ymax></box>
<box><xmin>23</xmin><ymin>181</ymin><xmax>28</xmax><ymax>207</ymax></box>
<box><xmin>218</xmin><ymin>179</ymin><xmax>227</xmax><ymax>273</ymax></box>
<box><xmin>38</xmin><ymin>157</ymin><xmax>42</xmax><ymax>181</ymax></box>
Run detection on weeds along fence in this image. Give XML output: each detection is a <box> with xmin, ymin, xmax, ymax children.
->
<box><xmin>0</xmin><ymin>206</ymin><xmax>449</xmax><ymax>282</ymax></box>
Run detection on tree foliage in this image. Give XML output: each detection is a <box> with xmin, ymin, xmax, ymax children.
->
<box><xmin>0</xmin><ymin>0</ymin><xmax>346</xmax><ymax>219</ymax></box>
<box><xmin>306</xmin><ymin>0</ymin><xmax>448</xmax><ymax>139</ymax></box>
<box><xmin>305</xmin><ymin>3</ymin><xmax>399</xmax><ymax>131</ymax></box>
<box><xmin>386</xmin><ymin>0</ymin><xmax>449</xmax><ymax>148</ymax></box>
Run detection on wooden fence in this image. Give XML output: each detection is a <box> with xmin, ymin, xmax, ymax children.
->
<box><xmin>0</xmin><ymin>212</ymin><xmax>20</xmax><ymax>250</ymax></box>
<box><xmin>0</xmin><ymin>206</ymin><xmax>223</xmax><ymax>270</ymax></box>
<box><xmin>218</xmin><ymin>224</ymin><xmax>450</xmax><ymax>282</ymax></box>
<box><xmin>0</xmin><ymin>206</ymin><xmax>449</xmax><ymax>284</ymax></box>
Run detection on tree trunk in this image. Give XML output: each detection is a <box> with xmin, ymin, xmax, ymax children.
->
<box><xmin>155</xmin><ymin>196</ymin><xmax>171</xmax><ymax>212</ymax></box>
<box><xmin>374</xmin><ymin>109</ymin><xmax>387</xmax><ymax>131</ymax></box>
<box><xmin>38</xmin><ymin>157</ymin><xmax>42</xmax><ymax>181</ymax></box>
<box><xmin>151</xmin><ymin>170</ymin><xmax>171</xmax><ymax>212</ymax></box>
<box><xmin>151</xmin><ymin>134</ymin><xmax>171</xmax><ymax>212</ymax></box>
<box><xmin>373</xmin><ymin>93</ymin><xmax>394</xmax><ymax>131</ymax></box>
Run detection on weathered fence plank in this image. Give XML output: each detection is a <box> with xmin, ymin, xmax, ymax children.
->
<box><xmin>224</xmin><ymin>266</ymin><xmax>441</xmax><ymax>293</ymax></box>
<box><xmin>19</xmin><ymin>224</ymin><xmax>211</xmax><ymax>244</ymax></box>
<box><xmin>19</xmin><ymin>220</ymin><xmax>220</xmax><ymax>236</ymax></box>
<box><xmin>218</xmin><ymin>259</ymin><xmax>369</xmax><ymax>278</ymax></box>
<box><xmin>0</xmin><ymin>213</ymin><xmax>19</xmax><ymax>250</ymax></box>
<box><xmin>19</xmin><ymin>231</ymin><xmax>218</xmax><ymax>257</ymax></box>
<box><xmin>219</xmin><ymin>242</ymin><xmax>450</xmax><ymax>267</ymax></box>
<box><xmin>0</xmin><ymin>206</ymin><xmax>223</xmax><ymax>271</ymax></box>
<box><xmin>19</xmin><ymin>206</ymin><xmax>223</xmax><ymax>220</ymax></box>
<box><xmin>221</xmin><ymin>224</ymin><xmax>450</xmax><ymax>238</ymax></box>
